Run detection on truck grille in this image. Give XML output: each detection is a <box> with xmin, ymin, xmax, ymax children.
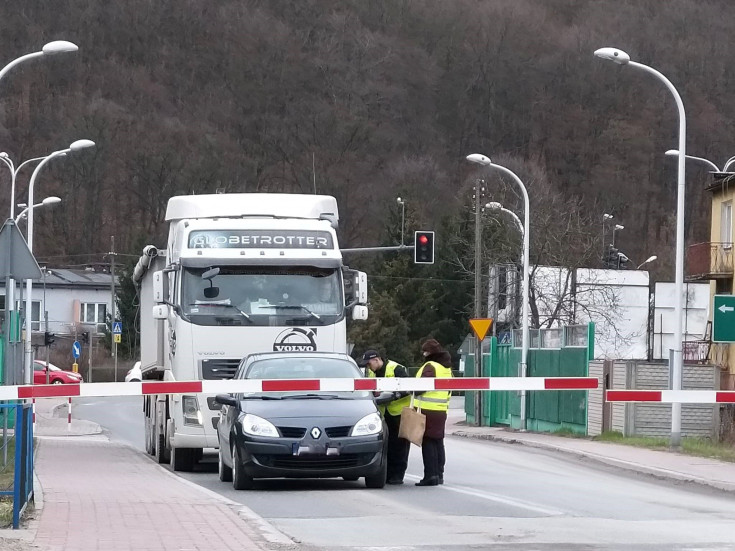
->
<box><xmin>201</xmin><ymin>358</ymin><xmax>240</xmax><ymax>380</ymax></box>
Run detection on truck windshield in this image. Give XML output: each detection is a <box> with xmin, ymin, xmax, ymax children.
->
<box><xmin>180</xmin><ymin>266</ymin><xmax>343</xmax><ymax>326</ymax></box>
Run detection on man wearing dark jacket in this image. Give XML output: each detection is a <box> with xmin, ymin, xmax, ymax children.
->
<box><xmin>362</xmin><ymin>349</ymin><xmax>411</xmax><ymax>485</ymax></box>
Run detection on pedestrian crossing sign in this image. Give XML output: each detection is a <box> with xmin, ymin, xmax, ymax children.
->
<box><xmin>113</xmin><ymin>322</ymin><xmax>123</xmax><ymax>334</ymax></box>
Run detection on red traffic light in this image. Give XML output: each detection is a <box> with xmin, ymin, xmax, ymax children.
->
<box><xmin>418</xmin><ymin>235</ymin><xmax>429</xmax><ymax>245</ymax></box>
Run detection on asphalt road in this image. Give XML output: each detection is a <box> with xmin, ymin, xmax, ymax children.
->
<box><xmin>73</xmin><ymin>396</ymin><xmax>735</xmax><ymax>550</ymax></box>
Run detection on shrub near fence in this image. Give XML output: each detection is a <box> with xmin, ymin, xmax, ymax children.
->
<box><xmin>0</xmin><ymin>403</ymin><xmax>33</xmax><ymax>528</ymax></box>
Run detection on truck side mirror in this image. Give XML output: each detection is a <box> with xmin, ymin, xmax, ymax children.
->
<box><xmin>152</xmin><ymin>270</ymin><xmax>168</xmax><ymax>304</ymax></box>
<box><xmin>152</xmin><ymin>304</ymin><xmax>169</xmax><ymax>320</ymax></box>
<box><xmin>351</xmin><ymin>305</ymin><xmax>368</xmax><ymax>320</ymax></box>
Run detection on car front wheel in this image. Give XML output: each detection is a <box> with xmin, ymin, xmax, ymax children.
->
<box><xmin>232</xmin><ymin>445</ymin><xmax>254</xmax><ymax>490</ymax></box>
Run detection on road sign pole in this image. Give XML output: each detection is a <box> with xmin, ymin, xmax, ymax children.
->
<box><xmin>469</xmin><ymin>319</ymin><xmax>493</xmax><ymax>427</ymax></box>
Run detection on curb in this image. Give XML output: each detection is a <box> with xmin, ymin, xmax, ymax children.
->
<box><xmin>450</xmin><ymin>430</ymin><xmax>735</xmax><ymax>494</ymax></box>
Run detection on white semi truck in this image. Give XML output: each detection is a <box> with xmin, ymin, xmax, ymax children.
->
<box><xmin>132</xmin><ymin>193</ymin><xmax>368</xmax><ymax>471</ymax></box>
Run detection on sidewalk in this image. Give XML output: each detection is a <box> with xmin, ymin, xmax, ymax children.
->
<box><xmin>0</xmin><ymin>398</ymin><xmax>296</xmax><ymax>551</ymax></box>
<box><xmin>446</xmin><ymin>399</ymin><xmax>735</xmax><ymax>494</ymax></box>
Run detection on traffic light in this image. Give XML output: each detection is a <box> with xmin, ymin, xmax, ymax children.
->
<box><xmin>44</xmin><ymin>332</ymin><xmax>55</xmax><ymax>346</ymax></box>
<box><xmin>618</xmin><ymin>252</ymin><xmax>630</xmax><ymax>270</ymax></box>
<box><xmin>604</xmin><ymin>246</ymin><xmax>619</xmax><ymax>269</ymax></box>
<box><xmin>414</xmin><ymin>231</ymin><xmax>435</xmax><ymax>264</ymax></box>
<box><xmin>82</xmin><ymin>331</ymin><xmax>90</xmax><ymax>344</ymax></box>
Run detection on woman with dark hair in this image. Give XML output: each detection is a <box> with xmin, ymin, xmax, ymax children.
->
<box><xmin>414</xmin><ymin>338</ymin><xmax>453</xmax><ymax>486</ymax></box>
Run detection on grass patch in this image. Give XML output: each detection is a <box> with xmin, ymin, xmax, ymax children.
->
<box><xmin>593</xmin><ymin>431</ymin><xmax>735</xmax><ymax>462</ymax></box>
<box><xmin>551</xmin><ymin>427</ymin><xmax>586</xmax><ymax>438</ymax></box>
<box><xmin>0</xmin><ymin>438</ymin><xmax>16</xmax><ymax>528</ymax></box>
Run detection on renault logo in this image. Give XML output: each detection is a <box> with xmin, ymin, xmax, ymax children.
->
<box><xmin>310</xmin><ymin>427</ymin><xmax>321</xmax><ymax>439</ymax></box>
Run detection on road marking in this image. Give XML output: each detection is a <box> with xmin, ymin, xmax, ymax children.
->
<box><xmin>403</xmin><ymin>474</ymin><xmax>567</xmax><ymax>516</ymax></box>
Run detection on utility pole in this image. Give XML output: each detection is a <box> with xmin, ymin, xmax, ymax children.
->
<box><xmin>110</xmin><ymin>236</ymin><xmax>117</xmax><ymax>381</ymax></box>
<box><xmin>473</xmin><ymin>180</ymin><xmax>484</xmax><ymax>425</ymax></box>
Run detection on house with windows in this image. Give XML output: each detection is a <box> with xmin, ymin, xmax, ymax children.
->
<box><xmin>686</xmin><ymin>172</ymin><xmax>735</xmax><ymax>390</ymax></box>
<box><xmin>0</xmin><ymin>267</ymin><xmax>116</xmax><ymax>345</ymax></box>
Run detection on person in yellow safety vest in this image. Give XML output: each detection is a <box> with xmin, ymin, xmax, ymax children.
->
<box><xmin>362</xmin><ymin>349</ymin><xmax>412</xmax><ymax>485</ymax></box>
<box><xmin>414</xmin><ymin>338</ymin><xmax>453</xmax><ymax>487</ymax></box>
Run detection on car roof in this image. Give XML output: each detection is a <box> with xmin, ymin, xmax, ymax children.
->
<box><xmin>242</xmin><ymin>351</ymin><xmax>358</xmax><ymax>365</ymax></box>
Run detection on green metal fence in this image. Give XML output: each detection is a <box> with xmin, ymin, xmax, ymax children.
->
<box><xmin>464</xmin><ymin>323</ymin><xmax>594</xmax><ymax>433</ymax></box>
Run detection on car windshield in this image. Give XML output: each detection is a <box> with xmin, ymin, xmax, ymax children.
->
<box><xmin>180</xmin><ymin>266</ymin><xmax>343</xmax><ymax>327</ymax></box>
<box><xmin>36</xmin><ymin>363</ymin><xmax>62</xmax><ymax>372</ymax></box>
<box><xmin>240</xmin><ymin>357</ymin><xmax>370</xmax><ymax>399</ymax></box>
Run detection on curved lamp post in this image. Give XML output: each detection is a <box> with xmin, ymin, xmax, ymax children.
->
<box><xmin>595</xmin><ymin>47</ymin><xmax>686</xmax><ymax>448</ymax></box>
<box><xmin>0</xmin><ymin>41</ymin><xmax>78</xmax><ymax>84</ymax></box>
<box><xmin>467</xmin><ymin>153</ymin><xmax>531</xmax><ymax>431</ymax></box>
<box><xmin>23</xmin><ymin>139</ymin><xmax>95</xmax><ymax>383</ymax></box>
<box><xmin>0</xmin><ymin>153</ymin><xmax>65</xmax><ymax>218</ymax></box>
<box><xmin>486</xmin><ymin>201</ymin><xmax>524</xmax><ymax>235</ymax></box>
<box><xmin>15</xmin><ymin>196</ymin><xmax>62</xmax><ymax>223</ymax></box>
<box><xmin>637</xmin><ymin>255</ymin><xmax>658</xmax><ymax>270</ymax></box>
<box><xmin>612</xmin><ymin>224</ymin><xmax>624</xmax><ymax>247</ymax></box>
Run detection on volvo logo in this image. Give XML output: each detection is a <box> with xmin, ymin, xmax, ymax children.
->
<box><xmin>310</xmin><ymin>427</ymin><xmax>321</xmax><ymax>439</ymax></box>
<box><xmin>273</xmin><ymin>328</ymin><xmax>318</xmax><ymax>352</ymax></box>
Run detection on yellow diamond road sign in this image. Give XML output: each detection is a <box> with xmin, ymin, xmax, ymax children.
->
<box><xmin>469</xmin><ymin>318</ymin><xmax>493</xmax><ymax>341</ymax></box>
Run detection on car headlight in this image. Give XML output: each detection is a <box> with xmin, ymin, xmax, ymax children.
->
<box><xmin>182</xmin><ymin>395</ymin><xmax>203</xmax><ymax>426</ymax></box>
<box><xmin>240</xmin><ymin>413</ymin><xmax>279</xmax><ymax>438</ymax></box>
<box><xmin>350</xmin><ymin>412</ymin><xmax>383</xmax><ymax>436</ymax></box>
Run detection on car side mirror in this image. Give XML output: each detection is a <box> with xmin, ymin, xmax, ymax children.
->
<box><xmin>214</xmin><ymin>394</ymin><xmax>237</xmax><ymax>407</ymax></box>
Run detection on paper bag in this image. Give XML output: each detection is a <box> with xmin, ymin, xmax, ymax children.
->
<box><xmin>398</xmin><ymin>398</ymin><xmax>425</xmax><ymax>447</ymax></box>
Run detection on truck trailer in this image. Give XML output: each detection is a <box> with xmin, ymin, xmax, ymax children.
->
<box><xmin>132</xmin><ymin>193</ymin><xmax>368</xmax><ymax>471</ymax></box>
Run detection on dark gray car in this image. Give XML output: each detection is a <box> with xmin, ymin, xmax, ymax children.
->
<box><xmin>215</xmin><ymin>352</ymin><xmax>387</xmax><ymax>490</ymax></box>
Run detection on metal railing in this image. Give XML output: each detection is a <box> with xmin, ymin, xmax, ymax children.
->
<box><xmin>0</xmin><ymin>404</ymin><xmax>33</xmax><ymax>529</ymax></box>
<box><xmin>682</xmin><ymin>340</ymin><xmax>711</xmax><ymax>364</ymax></box>
<box><xmin>686</xmin><ymin>242</ymin><xmax>734</xmax><ymax>279</ymax></box>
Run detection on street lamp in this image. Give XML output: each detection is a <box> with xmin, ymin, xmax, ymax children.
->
<box><xmin>23</xmin><ymin>139</ymin><xmax>95</xmax><ymax>383</ymax></box>
<box><xmin>612</xmin><ymin>224</ymin><xmax>624</xmax><ymax>247</ymax></box>
<box><xmin>602</xmin><ymin>213</ymin><xmax>613</xmax><ymax>263</ymax></box>
<box><xmin>396</xmin><ymin>197</ymin><xmax>405</xmax><ymax>246</ymax></box>
<box><xmin>467</xmin><ymin>153</ymin><xmax>531</xmax><ymax>431</ymax></box>
<box><xmin>15</xmin><ymin>196</ymin><xmax>62</xmax><ymax>223</ymax></box>
<box><xmin>664</xmin><ymin>150</ymin><xmax>720</xmax><ymax>172</ymax></box>
<box><xmin>486</xmin><ymin>201</ymin><xmax>524</xmax><ymax>235</ymax></box>
<box><xmin>637</xmin><ymin>255</ymin><xmax>658</xmax><ymax>270</ymax></box>
<box><xmin>0</xmin><ymin>152</ymin><xmax>66</xmax><ymax>218</ymax></box>
<box><xmin>595</xmin><ymin>46</ymin><xmax>687</xmax><ymax>448</ymax></box>
<box><xmin>0</xmin><ymin>41</ymin><xmax>78</xmax><ymax>84</ymax></box>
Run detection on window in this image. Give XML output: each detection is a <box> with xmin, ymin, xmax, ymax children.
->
<box><xmin>81</xmin><ymin>303</ymin><xmax>107</xmax><ymax>324</ymax></box>
<box><xmin>721</xmin><ymin>201</ymin><xmax>732</xmax><ymax>246</ymax></box>
<box><xmin>16</xmin><ymin>300</ymin><xmax>41</xmax><ymax>331</ymax></box>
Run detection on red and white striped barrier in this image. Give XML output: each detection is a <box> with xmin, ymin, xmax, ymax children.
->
<box><xmin>606</xmin><ymin>390</ymin><xmax>735</xmax><ymax>403</ymax></box>
<box><xmin>0</xmin><ymin>376</ymin><xmax>598</xmax><ymax>400</ymax></box>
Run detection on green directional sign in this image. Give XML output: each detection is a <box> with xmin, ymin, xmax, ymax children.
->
<box><xmin>713</xmin><ymin>295</ymin><xmax>735</xmax><ymax>342</ymax></box>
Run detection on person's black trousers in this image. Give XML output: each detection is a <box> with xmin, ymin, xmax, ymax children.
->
<box><xmin>384</xmin><ymin>412</ymin><xmax>410</xmax><ymax>481</ymax></box>
<box><xmin>420</xmin><ymin>436</ymin><xmax>444</xmax><ymax>480</ymax></box>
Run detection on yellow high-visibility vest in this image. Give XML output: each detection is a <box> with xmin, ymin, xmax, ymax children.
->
<box><xmin>415</xmin><ymin>361</ymin><xmax>452</xmax><ymax>412</ymax></box>
<box><xmin>368</xmin><ymin>360</ymin><xmax>411</xmax><ymax>416</ymax></box>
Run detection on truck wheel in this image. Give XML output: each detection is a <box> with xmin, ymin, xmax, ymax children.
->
<box><xmin>218</xmin><ymin>447</ymin><xmax>232</xmax><ymax>482</ymax></box>
<box><xmin>232</xmin><ymin>446</ymin><xmax>254</xmax><ymax>490</ymax></box>
<box><xmin>154</xmin><ymin>427</ymin><xmax>170</xmax><ymax>464</ymax></box>
<box><xmin>170</xmin><ymin>445</ymin><xmax>196</xmax><ymax>472</ymax></box>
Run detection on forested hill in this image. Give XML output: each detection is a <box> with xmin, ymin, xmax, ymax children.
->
<box><xmin>0</xmin><ymin>1</ymin><xmax>732</xmax><ymax>345</ymax></box>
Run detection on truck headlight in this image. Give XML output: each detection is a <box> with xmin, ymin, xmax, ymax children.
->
<box><xmin>182</xmin><ymin>395</ymin><xmax>203</xmax><ymax>426</ymax></box>
<box><xmin>240</xmin><ymin>414</ymin><xmax>279</xmax><ymax>438</ymax></box>
<box><xmin>350</xmin><ymin>412</ymin><xmax>382</xmax><ymax>436</ymax></box>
